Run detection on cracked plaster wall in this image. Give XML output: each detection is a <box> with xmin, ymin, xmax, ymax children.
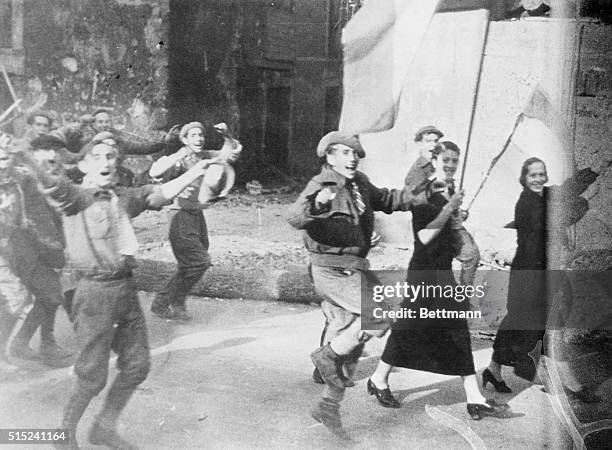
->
<box><xmin>18</xmin><ymin>0</ymin><xmax>169</xmax><ymax>135</ymax></box>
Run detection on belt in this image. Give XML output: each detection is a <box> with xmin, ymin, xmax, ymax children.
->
<box><xmin>79</xmin><ymin>269</ymin><xmax>133</xmax><ymax>282</ymax></box>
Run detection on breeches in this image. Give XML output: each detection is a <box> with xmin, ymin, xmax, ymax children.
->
<box><xmin>72</xmin><ymin>277</ymin><xmax>150</xmax><ymax>395</ymax></box>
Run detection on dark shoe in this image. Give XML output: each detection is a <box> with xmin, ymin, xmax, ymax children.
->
<box><xmin>311</xmin><ymin>344</ymin><xmax>344</xmax><ymax>391</ymax></box>
<box><xmin>527</xmin><ymin>3</ymin><xmax>550</xmax><ymax>16</ymax></box>
<box><xmin>40</xmin><ymin>342</ymin><xmax>72</xmax><ymax>360</ymax></box>
<box><xmin>311</xmin><ymin>398</ymin><xmax>349</xmax><ymax>439</ymax></box>
<box><xmin>505</xmin><ymin>6</ymin><xmax>525</xmax><ymax>19</ymax></box>
<box><xmin>88</xmin><ymin>422</ymin><xmax>137</xmax><ymax>450</ymax></box>
<box><xmin>173</xmin><ymin>305</ymin><xmax>192</xmax><ymax>322</ymax></box>
<box><xmin>467</xmin><ymin>399</ymin><xmax>511</xmax><ymax>420</ymax></box>
<box><xmin>367</xmin><ymin>379</ymin><xmax>400</xmax><ymax>408</ymax></box>
<box><xmin>482</xmin><ymin>368</ymin><xmax>512</xmax><ymax>393</ymax></box>
<box><xmin>9</xmin><ymin>341</ymin><xmax>41</xmax><ymax>361</ymax></box>
<box><xmin>564</xmin><ymin>386</ymin><xmax>601</xmax><ymax>403</ymax></box>
<box><xmin>313</xmin><ymin>367</ymin><xmax>325</xmax><ymax>384</ymax></box>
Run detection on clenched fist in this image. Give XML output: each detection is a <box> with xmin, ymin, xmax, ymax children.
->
<box><xmin>315</xmin><ymin>187</ymin><xmax>336</xmax><ymax>208</ymax></box>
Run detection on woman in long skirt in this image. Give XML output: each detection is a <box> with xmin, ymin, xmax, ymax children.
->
<box><xmin>368</xmin><ymin>179</ymin><xmax>508</xmax><ymax>420</ymax></box>
<box><xmin>484</xmin><ymin>157</ymin><xmax>599</xmax><ymax>394</ymax></box>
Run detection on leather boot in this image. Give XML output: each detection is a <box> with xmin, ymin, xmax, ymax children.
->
<box><xmin>340</xmin><ymin>343</ymin><xmax>363</xmax><ymax>388</ymax></box>
<box><xmin>311</xmin><ymin>344</ymin><xmax>344</xmax><ymax>391</ymax></box>
<box><xmin>10</xmin><ymin>301</ymin><xmax>43</xmax><ymax>360</ymax></box>
<box><xmin>40</xmin><ymin>304</ymin><xmax>71</xmax><ymax>361</ymax></box>
<box><xmin>89</xmin><ymin>380</ymin><xmax>138</xmax><ymax>449</ymax></box>
<box><xmin>55</xmin><ymin>385</ymin><xmax>96</xmax><ymax>450</ymax></box>
<box><xmin>311</xmin><ymin>397</ymin><xmax>349</xmax><ymax>439</ymax></box>
<box><xmin>0</xmin><ymin>311</ymin><xmax>18</xmax><ymax>373</ymax></box>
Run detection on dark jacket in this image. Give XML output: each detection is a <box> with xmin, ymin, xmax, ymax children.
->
<box><xmin>512</xmin><ymin>168</ymin><xmax>598</xmax><ymax>270</ymax></box>
<box><xmin>287</xmin><ymin>165</ymin><xmax>417</xmax><ymax>269</ymax></box>
<box><xmin>57</xmin><ymin>125</ymin><xmax>165</xmax><ymax>156</ymax></box>
<box><xmin>0</xmin><ymin>170</ymin><xmax>65</xmax><ymax>277</ymax></box>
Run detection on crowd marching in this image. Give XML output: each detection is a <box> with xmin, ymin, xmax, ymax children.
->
<box><xmin>0</xmin><ymin>109</ymin><xmax>605</xmax><ymax>446</ymax></box>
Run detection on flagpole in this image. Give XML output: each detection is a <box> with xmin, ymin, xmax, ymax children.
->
<box><xmin>459</xmin><ymin>13</ymin><xmax>490</xmax><ymax>190</ymax></box>
<box><xmin>0</xmin><ymin>99</ymin><xmax>23</xmax><ymax>124</ymax></box>
<box><xmin>465</xmin><ymin>113</ymin><xmax>523</xmax><ymax>212</ymax></box>
<box><xmin>0</xmin><ymin>62</ymin><xmax>23</xmax><ymax>114</ymax></box>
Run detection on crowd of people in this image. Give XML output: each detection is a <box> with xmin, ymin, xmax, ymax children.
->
<box><xmin>0</xmin><ymin>109</ymin><xmax>240</xmax><ymax>449</ymax></box>
<box><xmin>0</xmin><ymin>110</ymin><xmax>605</xmax><ymax>446</ymax></box>
<box><xmin>292</xmin><ymin>126</ymin><xmax>605</xmax><ymax>436</ymax></box>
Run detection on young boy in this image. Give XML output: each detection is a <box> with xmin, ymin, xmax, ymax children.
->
<box><xmin>405</xmin><ymin>126</ymin><xmax>480</xmax><ymax>286</ymax></box>
<box><xmin>404</xmin><ymin>125</ymin><xmax>444</xmax><ymax>196</ymax></box>
<box><xmin>19</xmin><ymin>132</ymin><xmax>213</xmax><ymax>449</ymax></box>
<box><xmin>149</xmin><ymin>122</ymin><xmax>241</xmax><ymax>321</ymax></box>
<box><xmin>287</xmin><ymin>131</ymin><xmax>417</xmax><ymax>436</ymax></box>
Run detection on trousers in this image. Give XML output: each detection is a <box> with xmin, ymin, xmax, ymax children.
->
<box><xmin>155</xmin><ymin>209</ymin><xmax>211</xmax><ymax>308</ymax></box>
<box><xmin>72</xmin><ymin>277</ymin><xmax>150</xmax><ymax>395</ymax></box>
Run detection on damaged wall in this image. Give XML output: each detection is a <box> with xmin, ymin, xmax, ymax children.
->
<box><xmin>15</xmin><ymin>0</ymin><xmax>169</xmax><ymax>134</ymax></box>
<box><xmin>573</xmin><ymin>23</ymin><xmax>612</xmax><ymax>251</ymax></box>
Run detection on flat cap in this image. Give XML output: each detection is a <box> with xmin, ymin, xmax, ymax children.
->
<box><xmin>317</xmin><ymin>131</ymin><xmax>365</xmax><ymax>158</ymax></box>
<box><xmin>180</xmin><ymin>122</ymin><xmax>205</xmax><ymax>140</ymax></box>
<box><xmin>414</xmin><ymin>125</ymin><xmax>443</xmax><ymax>142</ymax></box>
<box><xmin>79</xmin><ymin>131</ymin><xmax>117</xmax><ymax>159</ymax></box>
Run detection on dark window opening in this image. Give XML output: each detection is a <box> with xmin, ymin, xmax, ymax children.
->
<box><xmin>263</xmin><ymin>86</ymin><xmax>291</xmax><ymax>173</ymax></box>
<box><xmin>324</xmin><ymin>86</ymin><xmax>342</xmax><ymax>134</ymax></box>
<box><xmin>327</xmin><ymin>0</ymin><xmax>342</xmax><ymax>60</ymax></box>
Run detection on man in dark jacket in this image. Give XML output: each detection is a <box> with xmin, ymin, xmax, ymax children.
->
<box><xmin>0</xmin><ymin>136</ymin><xmax>70</xmax><ymax>364</ymax></box>
<box><xmin>287</xmin><ymin>131</ymin><xmax>420</xmax><ymax>436</ymax></box>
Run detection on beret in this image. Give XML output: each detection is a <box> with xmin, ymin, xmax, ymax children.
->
<box><xmin>180</xmin><ymin>122</ymin><xmax>205</xmax><ymax>140</ymax></box>
<box><xmin>414</xmin><ymin>125</ymin><xmax>443</xmax><ymax>142</ymax></box>
<box><xmin>79</xmin><ymin>131</ymin><xmax>117</xmax><ymax>159</ymax></box>
<box><xmin>316</xmin><ymin>131</ymin><xmax>365</xmax><ymax>158</ymax></box>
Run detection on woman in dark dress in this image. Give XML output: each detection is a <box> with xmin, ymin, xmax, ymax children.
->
<box><xmin>484</xmin><ymin>157</ymin><xmax>599</xmax><ymax>392</ymax></box>
<box><xmin>368</xmin><ymin>161</ymin><xmax>508</xmax><ymax>420</ymax></box>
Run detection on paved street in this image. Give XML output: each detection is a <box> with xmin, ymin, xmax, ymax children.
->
<box><xmin>0</xmin><ymin>293</ymin><xmax>587</xmax><ymax>449</ymax></box>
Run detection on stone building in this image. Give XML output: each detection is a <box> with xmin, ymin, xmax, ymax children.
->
<box><xmin>0</xmin><ymin>0</ymin><xmax>611</xmax><ymax>193</ymax></box>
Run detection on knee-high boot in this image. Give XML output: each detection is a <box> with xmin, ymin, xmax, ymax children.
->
<box><xmin>88</xmin><ymin>377</ymin><xmax>138</xmax><ymax>449</ymax></box>
<box><xmin>57</xmin><ymin>383</ymin><xmax>96</xmax><ymax>449</ymax></box>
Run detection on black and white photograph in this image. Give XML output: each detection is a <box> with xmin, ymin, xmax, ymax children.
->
<box><xmin>0</xmin><ymin>0</ymin><xmax>611</xmax><ymax>448</ymax></box>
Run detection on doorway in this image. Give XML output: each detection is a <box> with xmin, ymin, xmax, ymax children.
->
<box><xmin>263</xmin><ymin>86</ymin><xmax>291</xmax><ymax>174</ymax></box>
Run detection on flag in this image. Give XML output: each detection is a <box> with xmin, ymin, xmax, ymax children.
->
<box><xmin>468</xmin><ymin>84</ymin><xmax>572</xmax><ymax>225</ymax></box>
<box><xmin>338</xmin><ymin>0</ymin><xmax>440</xmax><ymax>134</ymax></box>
